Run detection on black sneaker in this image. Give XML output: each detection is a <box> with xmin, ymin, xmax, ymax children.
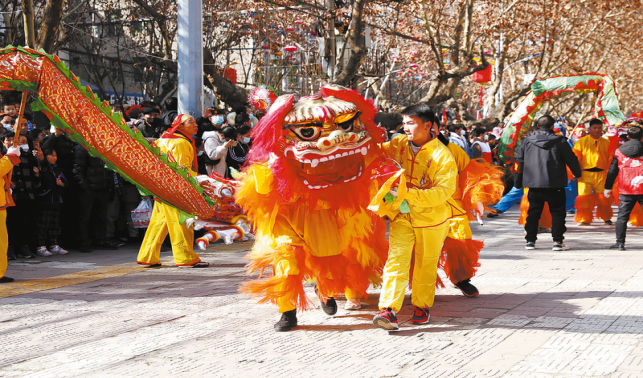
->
<box><xmin>79</xmin><ymin>244</ymin><xmax>93</xmax><ymax>253</ymax></box>
<box><xmin>274</xmin><ymin>309</ymin><xmax>297</xmax><ymax>332</ymax></box>
<box><xmin>610</xmin><ymin>243</ymin><xmax>625</xmax><ymax>251</ymax></box>
<box><xmin>0</xmin><ymin>276</ymin><xmax>14</xmax><ymax>283</ymax></box>
<box><xmin>605</xmin><ymin>220</ymin><xmax>613</xmax><ymax>225</ymax></box>
<box><xmin>525</xmin><ymin>241</ymin><xmax>535</xmax><ymax>250</ymax></box>
<box><xmin>314</xmin><ymin>285</ymin><xmax>337</xmax><ymax>315</ymax></box>
<box><xmin>7</xmin><ymin>246</ymin><xmax>16</xmax><ymax>260</ymax></box>
<box><xmin>455</xmin><ymin>279</ymin><xmax>479</xmax><ymax>297</ymax></box>
<box><xmin>410</xmin><ymin>307</ymin><xmax>430</xmax><ymax>325</ymax></box>
<box><xmin>373</xmin><ymin>308</ymin><xmax>399</xmax><ymax>330</ymax></box>
<box><xmin>95</xmin><ymin>240</ymin><xmax>119</xmax><ymax>250</ymax></box>
<box><xmin>19</xmin><ymin>246</ymin><xmax>35</xmax><ymax>259</ymax></box>
<box><xmin>552</xmin><ymin>242</ymin><xmax>569</xmax><ymax>251</ymax></box>
<box><xmin>107</xmin><ymin>237</ymin><xmax>126</xmax><ymax>247</ymax></box>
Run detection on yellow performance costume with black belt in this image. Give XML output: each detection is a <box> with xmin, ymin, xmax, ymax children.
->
<box><xmin>137</xmin><ymin>117</ymin><xmax>202</xmax><ymax>267</ymax></box>
<box><xmin>0</xmin><ymin>153</ymin><xmax>19</xmax><ymax>279</ymax></box>
<box><xmin>372</xmin><ymin>134</ymin><xmax>459</xmax><ymax>312</ymax></box>
<box><xmin>573</xmin><ymin>135</ymin><xmax>613</xmax><ymax>223</ymax></box>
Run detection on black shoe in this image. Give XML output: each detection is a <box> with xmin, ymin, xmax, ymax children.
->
<box><xmin>604</xmin><ymin>220</ymin><xmax>613</xmax><ymax>225</ymax></box>
<box><xmin>610</xmin><ymin>243</ymin><xmax>625</xmax><ymax>251</ymax></box>
<box><xmin>487</xmin><ymin>212</ymin><xmax>500</xmax><ymax>218</ymax></box>
<box><xmin>455</xmin><ymin>279</ymin><xmax>479</xmax><ymax>297</ymax></box>
<box><xmin>107</xmin><ymin>237</ymin><xmax>126</xmax><ymax>247</ymax></box>
<box><xmin>19</xmin><ymin>246</ymin><xmax>35</xmax><ymax>259</ymax></box>
<box><xmin>95</xmin><ymin>240</ymin><xmax>119</xmax><ymax>250</ymax></box>
<box><xmin>525</xmin><ymin>241</ymin><xmax>535</xmax><ymax>250</ymax></box>
<box><xmin>314</xmin><ymin>285</ymin><xmax>337</xmax><ymax>315</ymax></box>
<box><xmin>79</xmin><ymin>243</ymin><xmax>93</xmax><ymax>253</ymax></box>
<box><xmin>7</xmin><ymin>246</ymin><xmax>16</xmax><ymax>260</ymax></box>
<box><xmin>274</xmin><ymin>309</ymin><xmax>297</xmax><ymax>332</ymax></box>
<box><xmin>0</xmin><ymin>276</ymin><xmax>14</xmax><ymax>283</ymax></box>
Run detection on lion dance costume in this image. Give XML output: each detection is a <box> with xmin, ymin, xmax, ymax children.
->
<box><xmin>237</xmin><ymin>85</ymin><xmax>388</xmax><ymax>331</ymax></box>
<box><xmin>439</xmin><ymin>137</ymin><xmax>504</xmax><ymax>293</ymax></box>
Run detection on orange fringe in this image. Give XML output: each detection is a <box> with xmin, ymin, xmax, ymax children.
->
<box><xmin>519</xmin><ymin>192</ymin><xmax>552</xmax><ymax>228</ymax></box>
<box><xmin>439</xmin><ymin>237</ymin><xmax>483</xmax><ymax>285</ymax></box>
<box><xmin>596</xmin><ymin>193</ymin><xmax>614</xmax><ymax>221</ymax></box>
<box><xmin>574</xmin><ymin>194</ymin><xmax>596</xmax><ymax>224</ymax></box>
<box><xmin>460</xmin><ymin>159</ymin><xmax>505</xmax><ymax>220</ymax></box>
<box><xmin>630</xmin><ymin>204</ymin><xmax>643</xmax><ymax>227</ymax></box>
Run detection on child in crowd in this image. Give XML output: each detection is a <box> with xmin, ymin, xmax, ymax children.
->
<box><xmin>35</xmin><ymin>148</ymin><xmax>68</xmax><ymax>255</ymax></box>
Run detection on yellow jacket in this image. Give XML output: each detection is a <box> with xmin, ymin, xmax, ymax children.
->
<box><xmin>0</xmin><ymin>154</ymin><xmax>19</xmax><ymax>210</ymax></box>
<box><xmin>156</xmin><ymin>135</ymin><xmax>197</xmax><ymax>177</ymax></box>
<box><xmin>573</xmin><ymin>135</ymin><xmax>610</xmax><ymax>170</ymax></box>
<box><xmin>380</xmin><ymin>134</ymin><xmax>458</xmax><ymax>227</ymax></box>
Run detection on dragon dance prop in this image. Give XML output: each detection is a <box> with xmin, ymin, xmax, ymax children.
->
<box><xmin>498</xmin><ymin>73</ymin><xmax>626</xmax><ymax>164</ymax></box>
<box><xmin>0</xmin><ymin>46</ymin><xmax>246</xmax><ymax>230</ymax></box>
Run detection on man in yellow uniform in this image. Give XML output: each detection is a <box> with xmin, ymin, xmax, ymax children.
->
<box><xmin>372</xmin><ymin>104</ymin><xmax>458</xmax><ymax>330</ymax></box>
<box><xmin>573</xmin><ymin>118</ymin><xmax>613</xmax><ymax>225</ymax></box>
<box><xmin>1</xmin><ymin>144</ymin><xmax>21</xmax><ymax>283</ymax></box>
<box><xmin>137</xmin><ymin>114</ymin><xmax>209</xmax><ymax>268</ymax></box>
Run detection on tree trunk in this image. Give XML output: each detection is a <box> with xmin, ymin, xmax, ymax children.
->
<box><xmin>333</xmin><ymin>0</ymin><xmax>366</xmax><ymax>87</ymax></box>
<box><xmin>22</xmin><ymin>0</ymin><xmax>35</xmax><ymax>47</ymax></box>
<box><xmin>203</xmin><ymin>46</ymin><xmax>248</xmax><ymax>108</ymax></box>
<box><xmin>35</xmin><ymin>0</ymin><xmax>65</xmax><ymax>53</ymax></box>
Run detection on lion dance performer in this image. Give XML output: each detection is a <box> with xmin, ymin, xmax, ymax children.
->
<box><xmin>237</xmin><ymin>85</ymin><xmax>388</xmax><ymax>332</ymax></box>
<box><xmin>368</xmin><ymin>104</ymin><xmax>461</xmax><ymax>330</ymax></box>
<box><xmin>137</xmin><ymin>115</ymin><xmax>209</xmax><ymax>268</ymax></box>
<box><xmin>1</xmin><ymin>145</ymin><xmax>20</xmax><ymax>283</ymax></box>
<box><xmin>573</xmin><ymin>118</ymin><xmax>613</xmax><ymax>225</ymax></box>
<box><xmin>434</xmin><ymin>127</ymin><xmax>504</xmax><ymax>297</ymax></box>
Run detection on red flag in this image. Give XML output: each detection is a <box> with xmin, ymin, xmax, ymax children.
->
<box><xmin>442</xmin><ymin>108</ymin><xmax>448</xmax><ymax>125</ymax></box>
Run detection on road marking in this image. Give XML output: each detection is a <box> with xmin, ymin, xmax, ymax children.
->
<box><xmin>0</xmin><ymin>264</ymin><xmax>148</xmax><ymax>299</ymax></box>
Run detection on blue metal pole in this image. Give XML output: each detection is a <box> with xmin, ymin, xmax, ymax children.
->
<box><xmin>177</xmin><ymin>0</ymin><xmax>203</xmax><ymax>117</ymax></box>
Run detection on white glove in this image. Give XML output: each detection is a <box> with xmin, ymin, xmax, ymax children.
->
<box><xmin>631</xmin><ymin>176</ymin><xmax>643</xmax><ymax>187</ymax></box>
<box><xmin>603</xmin><ymin>189</ymin><xmax>611</xmax><ymax>198</ymax></box>
<box><xmin>6</xmin><ymin>146</ymin><xmax>20</xmax><ymax>156</ymax></box>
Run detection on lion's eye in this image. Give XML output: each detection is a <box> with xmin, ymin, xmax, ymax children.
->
<box><xmin>337</xmin><ymin>111</ymin><xmax>361</xmax><ymax>132</ymax></box>
<box><xmin>292</xmin><ymin>126</ymin><xmax>322</xmax><ymax>141</ymax></box>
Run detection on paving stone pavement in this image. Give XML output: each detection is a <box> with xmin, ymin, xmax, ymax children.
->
<box><xmin>1</xmin><ymin>207</ymin><xmax>643</xmax><ymax>377</ymax></box>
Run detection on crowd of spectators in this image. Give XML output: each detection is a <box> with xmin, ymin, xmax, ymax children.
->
<box><xmin>0</xmin><ymin>96</ymin><xmax>257</xmax><ymax>259</ymax></box>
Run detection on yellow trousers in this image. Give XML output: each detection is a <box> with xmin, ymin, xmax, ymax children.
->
<box><xmin>576</xmin><ymin>171</ymin><xmax>613</xmax><ymax>223</ymax></box>
<box><xmin>137</xmin><ymin>201</ymin><xmax>201</xmax><ymax>266</ymax></box>
<box><xmin>578</xmin><ymin>171</ymin><xmax>607</xmax><ymax>195</ymax></box>
<box><xmin>0</xmin><ymin>210</ymin><xmax>7</xmax><ymax>278</ymax></box>
<box><xmin>448</xmin><ymin>213</ymin><xmax>472</xmax><ymax>240</ymax></box>
<box><xmin>379</xmin><ymin>214</ymin><xmax>449</xmax><ymax>312</ymax></box>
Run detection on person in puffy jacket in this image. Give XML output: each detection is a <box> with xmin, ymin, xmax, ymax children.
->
<box><xmin>515</xmin><ymin>115</ymin><xmax>582</xmax><ymax>251</ymax></box>
<box><xmin>73</xmin><ymin>145</ymin><xmax>118</xmax><ymax>252</ymax></box>
<box><xmin>604</xmin><ymin>125</ymin><xmax>643</xmax><ymax>250</ymax></box>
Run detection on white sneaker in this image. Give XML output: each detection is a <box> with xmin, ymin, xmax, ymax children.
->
<box><xmin>49</xmin><ymin>245</ymin><xmax>68</xmax><ymax>255</ymax></box>
<box><xmin>552</xmin><ymin>242</ymin><xmax>569</xmax><ymax>251</ymax></box>
<box><xmin>37</xmin><ymin>246</ymin><xmax>52</xmax><ymax>256</ymax></box>
<box><xmin>344</xmin><ymin>298</ymin><xmax>362</xmax><ymax>310</ymax></box>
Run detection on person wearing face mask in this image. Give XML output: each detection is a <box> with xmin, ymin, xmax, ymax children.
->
<box><xmin>448</xmin><ymin>124</ymin><xmax>470</xmax><ymax>153</ymax></box>
<box><xmin>1</xmin><ymin>114</ymin><xmax>12</xmax><ymax>131</ymax></box>
<box><xmin>202</xmin><ymin>126</ymin><xmax>236</xmax><ymax>177</ymax></box>
<box><xmin>134</xmin><ymin>107</ymin><xmax>164</xmax><ymax>141</ymax></box>
<box><xmin>226</xmin><ymin>125</ymin><xmax>252</xmax><ymax>175</ymax></box>
<box><xmin>471</xmin><ymin>128</ymin><xmax>492</xmax><ymax>163</ymax></box>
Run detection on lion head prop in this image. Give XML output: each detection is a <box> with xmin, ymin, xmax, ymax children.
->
<box><xmin>247</xmin><ymin>84</ymin><xmax>385</xmax><ymax>206</ymax></box>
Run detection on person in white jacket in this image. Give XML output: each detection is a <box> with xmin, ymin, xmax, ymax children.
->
<box><xmin>202</xmin><ymin>126</ymin><xmax>237</xmax><ymax>177</ymax></box>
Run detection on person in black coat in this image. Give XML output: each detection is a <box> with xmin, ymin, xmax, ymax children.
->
<box><xmin>73</xmin><ymin>145</ymin><xmax>119</xmax><ymax>252</ymax></box>
<box><xmin>515</xmin><ymin>115</ymin><xmax>582</xmax><ymax>250</ymax></box>
<box><xmin>35</xmin><ymin>148</ymin><xmax>69</xmax><ymax>254</ymax></box>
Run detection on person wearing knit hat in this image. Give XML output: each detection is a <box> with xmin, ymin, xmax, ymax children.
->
<box><xmin>136</xmin><ymin>114</ymin><xmax>209</xmax><ymax>268</ymax></box>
